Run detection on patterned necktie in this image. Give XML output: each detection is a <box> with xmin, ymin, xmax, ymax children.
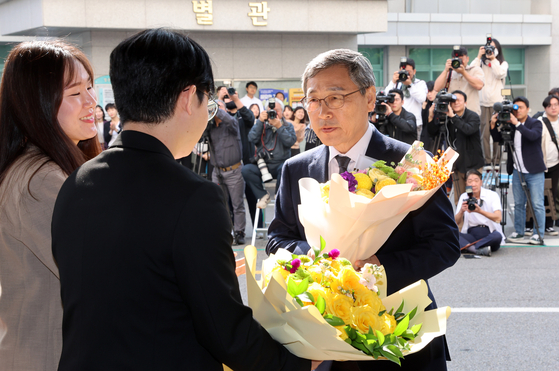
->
<box><xmin>335</xmin><ymin>155</ymin><xmax>351</xmax><ymax>174</ymax></box>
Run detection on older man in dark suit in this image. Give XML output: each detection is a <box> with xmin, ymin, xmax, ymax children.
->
<box><xmin>267</xmin><ymin>49</ymin><xmax>460</xmax><ymax>371</ymax></box>
<box><xmin>52</xmin><ymin>29</ymin><xmax>316</xmax><ymax>371</ymax></box>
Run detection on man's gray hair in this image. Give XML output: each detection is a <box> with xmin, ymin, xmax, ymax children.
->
<box><xmin>302</xmin><ymin>49</ymin><xmax>376</xmax><ymax>94</ymax></box>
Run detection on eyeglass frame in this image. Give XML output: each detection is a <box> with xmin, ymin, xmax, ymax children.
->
<box><xmin>300</xmin><ymin>89</ymin><xmax>362</xmax><ymax>112</ymax></box>
<box><xmin>183</xmin><ymin>87</ymin><xmax>218</xmax><ymax>121</ymax></box>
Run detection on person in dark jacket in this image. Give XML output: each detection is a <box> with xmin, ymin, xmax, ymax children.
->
<box><xmin>490</xmin><ymin>96</ymin><xmax>546</xmax><ymax>244</ymax></box>
<box><xmin>370</xmin><ymin>88</ymin><xmax>417</xmax><ymax>144</ymax></box>
<box><xmin>420</xmin><ymin>81</ymin><xmax>436</xmax><ymax>151</ymax></box>
<box><xmin>427</xmin><ymin>90</ymin><xmax>484</xmax><ymax>204</ymax></box>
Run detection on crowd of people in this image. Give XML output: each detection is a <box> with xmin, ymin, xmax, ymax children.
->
<box><xmin>0</xmin><ymin>28</ymin><xmax>556</xmax><ymax>371</ymax></box>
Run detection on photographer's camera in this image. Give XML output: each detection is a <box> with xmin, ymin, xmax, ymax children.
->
<box><xmin>250</xmin><ymin>149</ymin><xmax>274</xmax><ymax>183</ymax></box>
<box><xmin>267</xmin><ymin>97</ymin><xmax>277</xmax><ymax>120</ymax></box>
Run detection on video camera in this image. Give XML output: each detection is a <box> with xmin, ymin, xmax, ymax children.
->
<box><xmin>451</xmin><ymin>46</ymin><xmax>462</xmax><ymax>69</ymax></box>
<box><xmin>250</xmin><ymin>148</ymin><xmax>274</xmax><ymax>183</ymax></box>
<box><xmin>484</xmin><ymin>34</ymin><xmax>495</xmax><ymax>57</ymax></box>
<box><xmin>374</xmin><ymin>90</ymin><xmax>396</xmax><ymax>121</ymax></box>
<box><xmin>267</xmin><ymin>97</ymin><xmax>277</xmax><ymax>120</ymax></box>
<box><xmin>433</xmin><ymin>90</ymin><xmax>457</xmax><ymax>117</ymax></box>
<box><xmin>493</xmin><ymin>99</ymin><xmax>518</xmax><ymax>134</ymax></box>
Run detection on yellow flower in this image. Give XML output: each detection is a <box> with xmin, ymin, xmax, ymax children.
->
<box><xmin>379</xmin><ymin>313</ymin><xmax>397</xmax><ymax>335</ymax></box>
<box><xmin>264</xmin><ymin>265</ymin><xmax>290</xmax><ymax>287</ymax></box>
<box><xmin>335</xmin><ymin>325</ymin><xmax>349</xmax><ymax>341</ymax></box>
<box><xmin>326</xmin><ymin>293</ymin><xmax>353</xmax><ymax>325</ymax></box>
<box><xmin>353</xmin><ymin>287</ymin><xmax>384</xmax><ymax>313</ymax></box>
<box><xmin>307</xmin><ymin>282</ymin><xmax>327</xmax><ymax>303</ymax></box>
<box><xmin>320</xmin><ymin>181</ymin><xmax>330</xmax><ymax>202</ymax></box>
<box><xmin>353</xmin><ymin>172</ymin><xmax>373</xmax><ymax>190</ymax></box>
<box><xmin>355</xmin><ymin>188</ymin><xmax>375</xmax><ymax>199</ymax></box>
<box><xmin>368</xmin><ymin>168</ymin><xmax>389</xmax><ymax>184</ymax></box>
<box><xmin>307</xmin><ymin>266</ymin><xmax>323</xmax><ymax>284</ymax></box>
<box><xmin>375</xmin><ymin>178</ymin><xmax>397</xmax><ymax>192</ymax></box>
<box><xmin>337</xmin><ymin>265</ymin><xmax>361</xmax><ymax>292</ymax></box>
<box><xmin>329</xmin><ymin>259</ymin><xmax>341</xmax><ymax>275</ymax></box>
<box><xmin>351</xmin><ymin>305</ymin><xmax>382</xmax><ymax>334</ymax></box>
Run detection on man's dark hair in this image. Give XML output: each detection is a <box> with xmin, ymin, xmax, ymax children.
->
<box><xmin>105</xmin><ymin>103</ymin><xmax>116</xmax><ymax>111</ymax></box>
<box><xmin>466</xmin><ymin>169</ymin><xmax>482</xmax><ymax>181</ymax></box>
<box><xmin>109</xmin><ymin>28</ymin><xmax>214</xmax><ymax>125</ymax></box>
<box><xmin>548</xmin><ymin>87</ymin><xmax>559</xmax><ymax>97</ymax></box>
<box><xmin>543</xmin><ymin>95</ymin><xmax>559</xmax><ymax>109</ymax></box>
<box><xmin>513</xmin><ymin>96</ymin><xmax>529</xmax><ymax>108</ymax></box>
<box><xmin>453</xmin><ymin>47</ymin><xmax>468</xmax><ymax>57</ymax></box>
<box><xmin>389</xmin><ymin>89</ymin><xmax>404</xmax><ymax>100</ymax></box>
<box><xmin>246</xmin><ymin>81</ymin><xmax>258</xmax><ymax>89</ymax></box>
<box><xmin>216</xmin><ymin>85</ymin><xmax>226</xmax><ymax>94</ymax></box>
<box><xmin>451</xmin><ymin>90</ymin><xmax>467</xmax><ymax>102</ymax></box>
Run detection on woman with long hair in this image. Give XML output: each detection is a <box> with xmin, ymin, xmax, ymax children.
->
<box><xmin>472</xmin><ymin>37</ymin><xmax>509</xmax><ymax>165</ymax></box>
<box><xmin>95</xmin><ymin>104</ymin><xmax>109</xmax><ymax>149</ymax></box>
<box><xmin>249</xmin><ymin>103</ymin><xmax>260</xmax><ymax>124</ymax></box>
<box><xmin>0</xmin><ymin>40</ymin><xmax>101</xmax><ymax>370</ymax></box>
<box><xmin>290</xmin><ymin>106</ymin><xmax>308</xmax><ymax>156</ymax></box>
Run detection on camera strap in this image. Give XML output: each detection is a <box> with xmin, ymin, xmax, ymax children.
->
<box><xmin>542</xmin><ymin>117</ymin><xmax>559</xmax><ymax>153</ymax></box>
<box><xmin>444</xmin><ymin>69</ymin><xmax>452</xmax><ymax>91</ymax></box>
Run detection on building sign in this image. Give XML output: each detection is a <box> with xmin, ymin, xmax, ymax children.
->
<box><xmin>192</xmin><ymin>1</ymin><xmax>213</xmax><ymax>25</ymax></box>
<box><xmin>248</xmin><ymin>2</ymin><xmax>270</xmax><ymax>26</ymax></box>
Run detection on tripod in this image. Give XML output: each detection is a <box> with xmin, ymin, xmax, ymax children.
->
<box><xmin>498</xmin><ymin>130</ymin><xmax>543</xmax><ymax>243</ymax></box>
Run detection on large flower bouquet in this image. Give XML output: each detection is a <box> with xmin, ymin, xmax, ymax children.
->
<box><xmin>245</xmin><ymin>242</ymin><xmax>451</xmax><ymax>362</ymax></box>
<box><xmin>298</xmin><ymin>141</ymin><xmax>459</xmax><ymax>263</ymax></box>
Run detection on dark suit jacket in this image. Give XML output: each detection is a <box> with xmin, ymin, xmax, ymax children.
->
<box><xmin>52</xmin><ymin>131</ymin><xmax>309</xmax><ymax>371</ymax></box>
<box><xmin>266</xmin><ymin>127</ymin><xmax>460</xmax><ymax>370</ymax></box>
<box><xmin>490</xmin><ymin>115</ymin><xmax>546</xmax><ymax>175</ymax></box>
<box><xmin>373</xmin><ymin>107</ymin><xmax>417</xmax><ymax>145</ymax></box>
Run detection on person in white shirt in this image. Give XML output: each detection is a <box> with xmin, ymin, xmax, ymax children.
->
<box><xmin>240</xmin><ymin>81</ymin><xmax>263</xmax><ymax>113</ymax></box>
<box><xmin>455</xmin><ymin>169</ymin><xmax>504</xmax><ymax>256</ymax></box>
<box><xmin>539</xmin><ymin>94</ymin><xmax>559</xmax><ymax>236</ymax></box>
<box><xmin>471</xmin><ymin>37</ymin><xmax>509</xmax><ymax>165</ymax></box>
<box><xmin>385</xmin><ymin>57</ymin><xmax>427</xmax><ymax>140</ymax></box>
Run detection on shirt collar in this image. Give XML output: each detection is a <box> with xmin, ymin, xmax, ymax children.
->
<box><xmin>328</xmin><ymin>123</ymin><xmax>374</xmax><ymax>174</ymax></box>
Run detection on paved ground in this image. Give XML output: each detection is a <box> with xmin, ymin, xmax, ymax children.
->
<box><xmin>231</xmin><ymin>187</ymin><xmax>559</xmax><ymax>370</ymax></box>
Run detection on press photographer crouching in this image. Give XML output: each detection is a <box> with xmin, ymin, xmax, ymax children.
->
<box><xmin>242</xmin><ymin>98</ymin><xmax>297</xmax><ymax>210</ymax></box>
<box><xmin>490</xmin><ymin>96</ymin><xmax>546</xmax><ymax>244</ymax></box>
<box><xmin>427</xmin><ymin>90</ymin><xmax>485</xmax><ymax>204</ymax></box>
<box><xmin>455</xmin><ymin>170</ymin><xmax>504</xmax><ymax>256</ymax></box>
<box><xmin>208</xmin><ymin>106</ymin><xmax>247</xmax><ymax>245</ymax></box>
<box><xmin>370</xmin><ymin>88</ymin><xmax>417</xmax><ymax>145</ymax></box>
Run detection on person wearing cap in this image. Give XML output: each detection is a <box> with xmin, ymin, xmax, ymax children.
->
<box><xmin>385</xmin><ymin>57</ymin><xmax>427</xmax><ymax>140</ymax></box>
<box><xmin>240</xmin><ymin>81</ymin><xmax>264</xmax><ymax>113</ymax></box>
<box><xmin>434</xmin><ymin>47</ymin><xmax>484</xmax><ymax>116</ymax></box>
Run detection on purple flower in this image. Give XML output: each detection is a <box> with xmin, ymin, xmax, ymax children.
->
<box><xmin>341</xmin><ymin>172</ymin><xmax>357</xmax><ymax>192</ymax></box>
<box><xmin>289</xmin><ymin>259</ymin><xmax>301</xmax><ymax>273</ymax></box>
<box><xmin>328</xmin><ymin>249</ymin><xmax>340</xmax><ymax>259</ymax></box>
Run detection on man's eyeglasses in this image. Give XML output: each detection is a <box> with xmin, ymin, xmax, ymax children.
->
<box><xmin>183</xmin><ymin>87</ymin><xmax>218</xmax><ymax>121</ymax></box>
<box><xmin>300</xmin><ymin>89</ymin><xmax>361</xmax><ymax>112</ymax></box>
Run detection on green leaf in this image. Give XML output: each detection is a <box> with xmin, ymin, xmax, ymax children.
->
<box><xmin>396</xmin><ymin>300</ymin><xmax>405</xmax><ymax>314</ymax></box>
<box><xmin>372</xmin><ymin>350</ymin><xmax>380</xmax><ymax>359</ymax></box>
<box><xmin>398</xmin><ymin>171</ymin><xmax>407</xmax><ymax>184</ymax></box>
<box><xmin>386</xmin><ymin>345</ymin><xmax>404</xmax><ymax>358</ymax></box>
<box><xmin>387</xmin><ymin>308</ymin><xmax>394</xmax><ymax>316</ymax></box>
<box><xmin>378</xmin><ymin>310</ymin><xmax>386</xmax><ymax>317</ymax></box>
<box><xmin>320</xmin><ymin>236</ymin><xmax>326</xmax><ymax>252</ymax></box>
<box><xmin>346</xmin><ymin>326</ymin><xmax>357</xmax><ymax>340</ymax></box>
<box><xmin>353</xmin><ymin>342</ymin><xmax>369</xmax><ymax>354</ymax></box>
<box><xmin>355</xmin><ymin>332</ymin><xmax>367</xmax><ymax>343</ymax></box>
<box><xmin>324</xmin><ymin>314</ymin><xmax>345</xmax><ymax>327</ymax></box>
<box><xmin>375</xmin><ymin>330</ymin><xmax>385</xmax><ymax>346</ymax></box>
<box><xmin>364</xmin><ymin>339</ymin><xmax>378</xmax><ymax>354</ymax></box>
<box><xmin>379</xmin><ymin>348</ymin><xmax>401</xmax><ymax>366</ymax></box>
<box><xmin>411</xmin><ymin>323</ymin><xmax>423</xmax><ymax>335</ymax></box>
<box><xmin>315</xmin><ymin>295</ymin><xmax>326</xmax><ymax>315</ymax></box>
<box><xmin>294</xmin><ymin>297</ymin><xmax>304</xmax><ymax>307</ymax></box>
<box><xmin>344</xmin><ymin>337</ymin><xmax>352</xmax><ymax>344</ymax></box>
<box><xmin>287</xmin><ymin>276</ymin><xmax>309</xmax><ymax>298</ymax></box>
<box><xmin>393</xmin><ymin>313</ymin><xmax>410</xmax><ymax>337</ymax></box>
<box><xmin>408</xmin><ymin>306</ymin><xmax>418</xmax><ymax>321</ymax></box>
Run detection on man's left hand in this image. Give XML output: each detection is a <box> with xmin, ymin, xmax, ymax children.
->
<box><xmin>447</xmin><ymin>104</ymin><xmax>455</xmax><ymax>117</ymax></box>
<box><xmin>269</xmin><ymin>117</ymin><xmax>282</xmax><ymax>129</ymax></box>
<box><xmin>383</xmin><ymin>102</ymin><xmax>393</xmax><ymax>116</ymax></box>
<box><xmin>354</xmin><ymin>255</ymin><xmax>380</xmax><ymax>270</ymax></box>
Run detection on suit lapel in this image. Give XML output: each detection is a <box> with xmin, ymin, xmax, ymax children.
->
<box><xmin>307</xmin><ymin>145</ymin><xmax>329</xmax><ymax>183</ymax></box>
<box><xmin>365</xmin><ymin>129</ymin><xmax>407</xmax><ymax>165</ymax></box>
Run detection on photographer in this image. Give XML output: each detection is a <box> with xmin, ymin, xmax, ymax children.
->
<box><xmin>490</xmin><ymin>96</ymin><xmax>545</xmax><ymax>244</ymax></box>
<box><xmin>242</xmin><ymin>98</ymin><xmax>296</xmax><ymax>210</ymax></box>
<box><xmin>420</xmin><ymin>81</ymin><xmax>437</xmax><ymax>151</ymax></box>
<box><xmin>434</xmin><ymin>47</ymin><xmax>484</xmax><ymax>115</ymax></box>
<box><xmin>472</xmin><ymin>36</ymin><xmax>508</xmax><ymax>165</ymax></box>
<box><xmin>455</xmin><ymin>169</ymin><xmax>504</xmax><ymax>256</ymax></box>
<box><xmin>370</xmin><ymin>88</ymin><xmax>417</xmax><ymax>145</ymax></box>
<box><xmin>427</xmin><ymin>90</ymin><xmax>484</xmax><ymax>204</ymax></box>
<box><xmin>208</xmin><ymin>107</ymin><xmax>247</xmax><ymax>245</ymax></box>
<box><xmin>222</xmin><ymin>88</ymin><xmax>256</xmax><ymax>166</ymax></box>
<box><xmin>385</xmin><ymin>58</ymin><xmax>427</xmax><ymax>139</ymax></box>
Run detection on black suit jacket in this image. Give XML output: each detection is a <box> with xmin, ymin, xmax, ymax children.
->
<box><xmin>52</xmin><ymin>131</ymin><xmax>309</xmax><ymax>371</ymax></box>
<box><xmin>103</xmin><ymin>120</ymin><xmax>111</xmax><ymax>144</ymax></box>
<box><xmin>490</xmin><ymin>115</ymin><xmax>546</xmax><ymax>175</ymax></box>
<box><xmin>266</xmin><ymin>127</ymin><xmax>460</xmax><ymax>370</ymax></box>
<box><xmin>373</xmin><ymin>106</ymin><xmax>417</xmax><ymax>145</ymax></box>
